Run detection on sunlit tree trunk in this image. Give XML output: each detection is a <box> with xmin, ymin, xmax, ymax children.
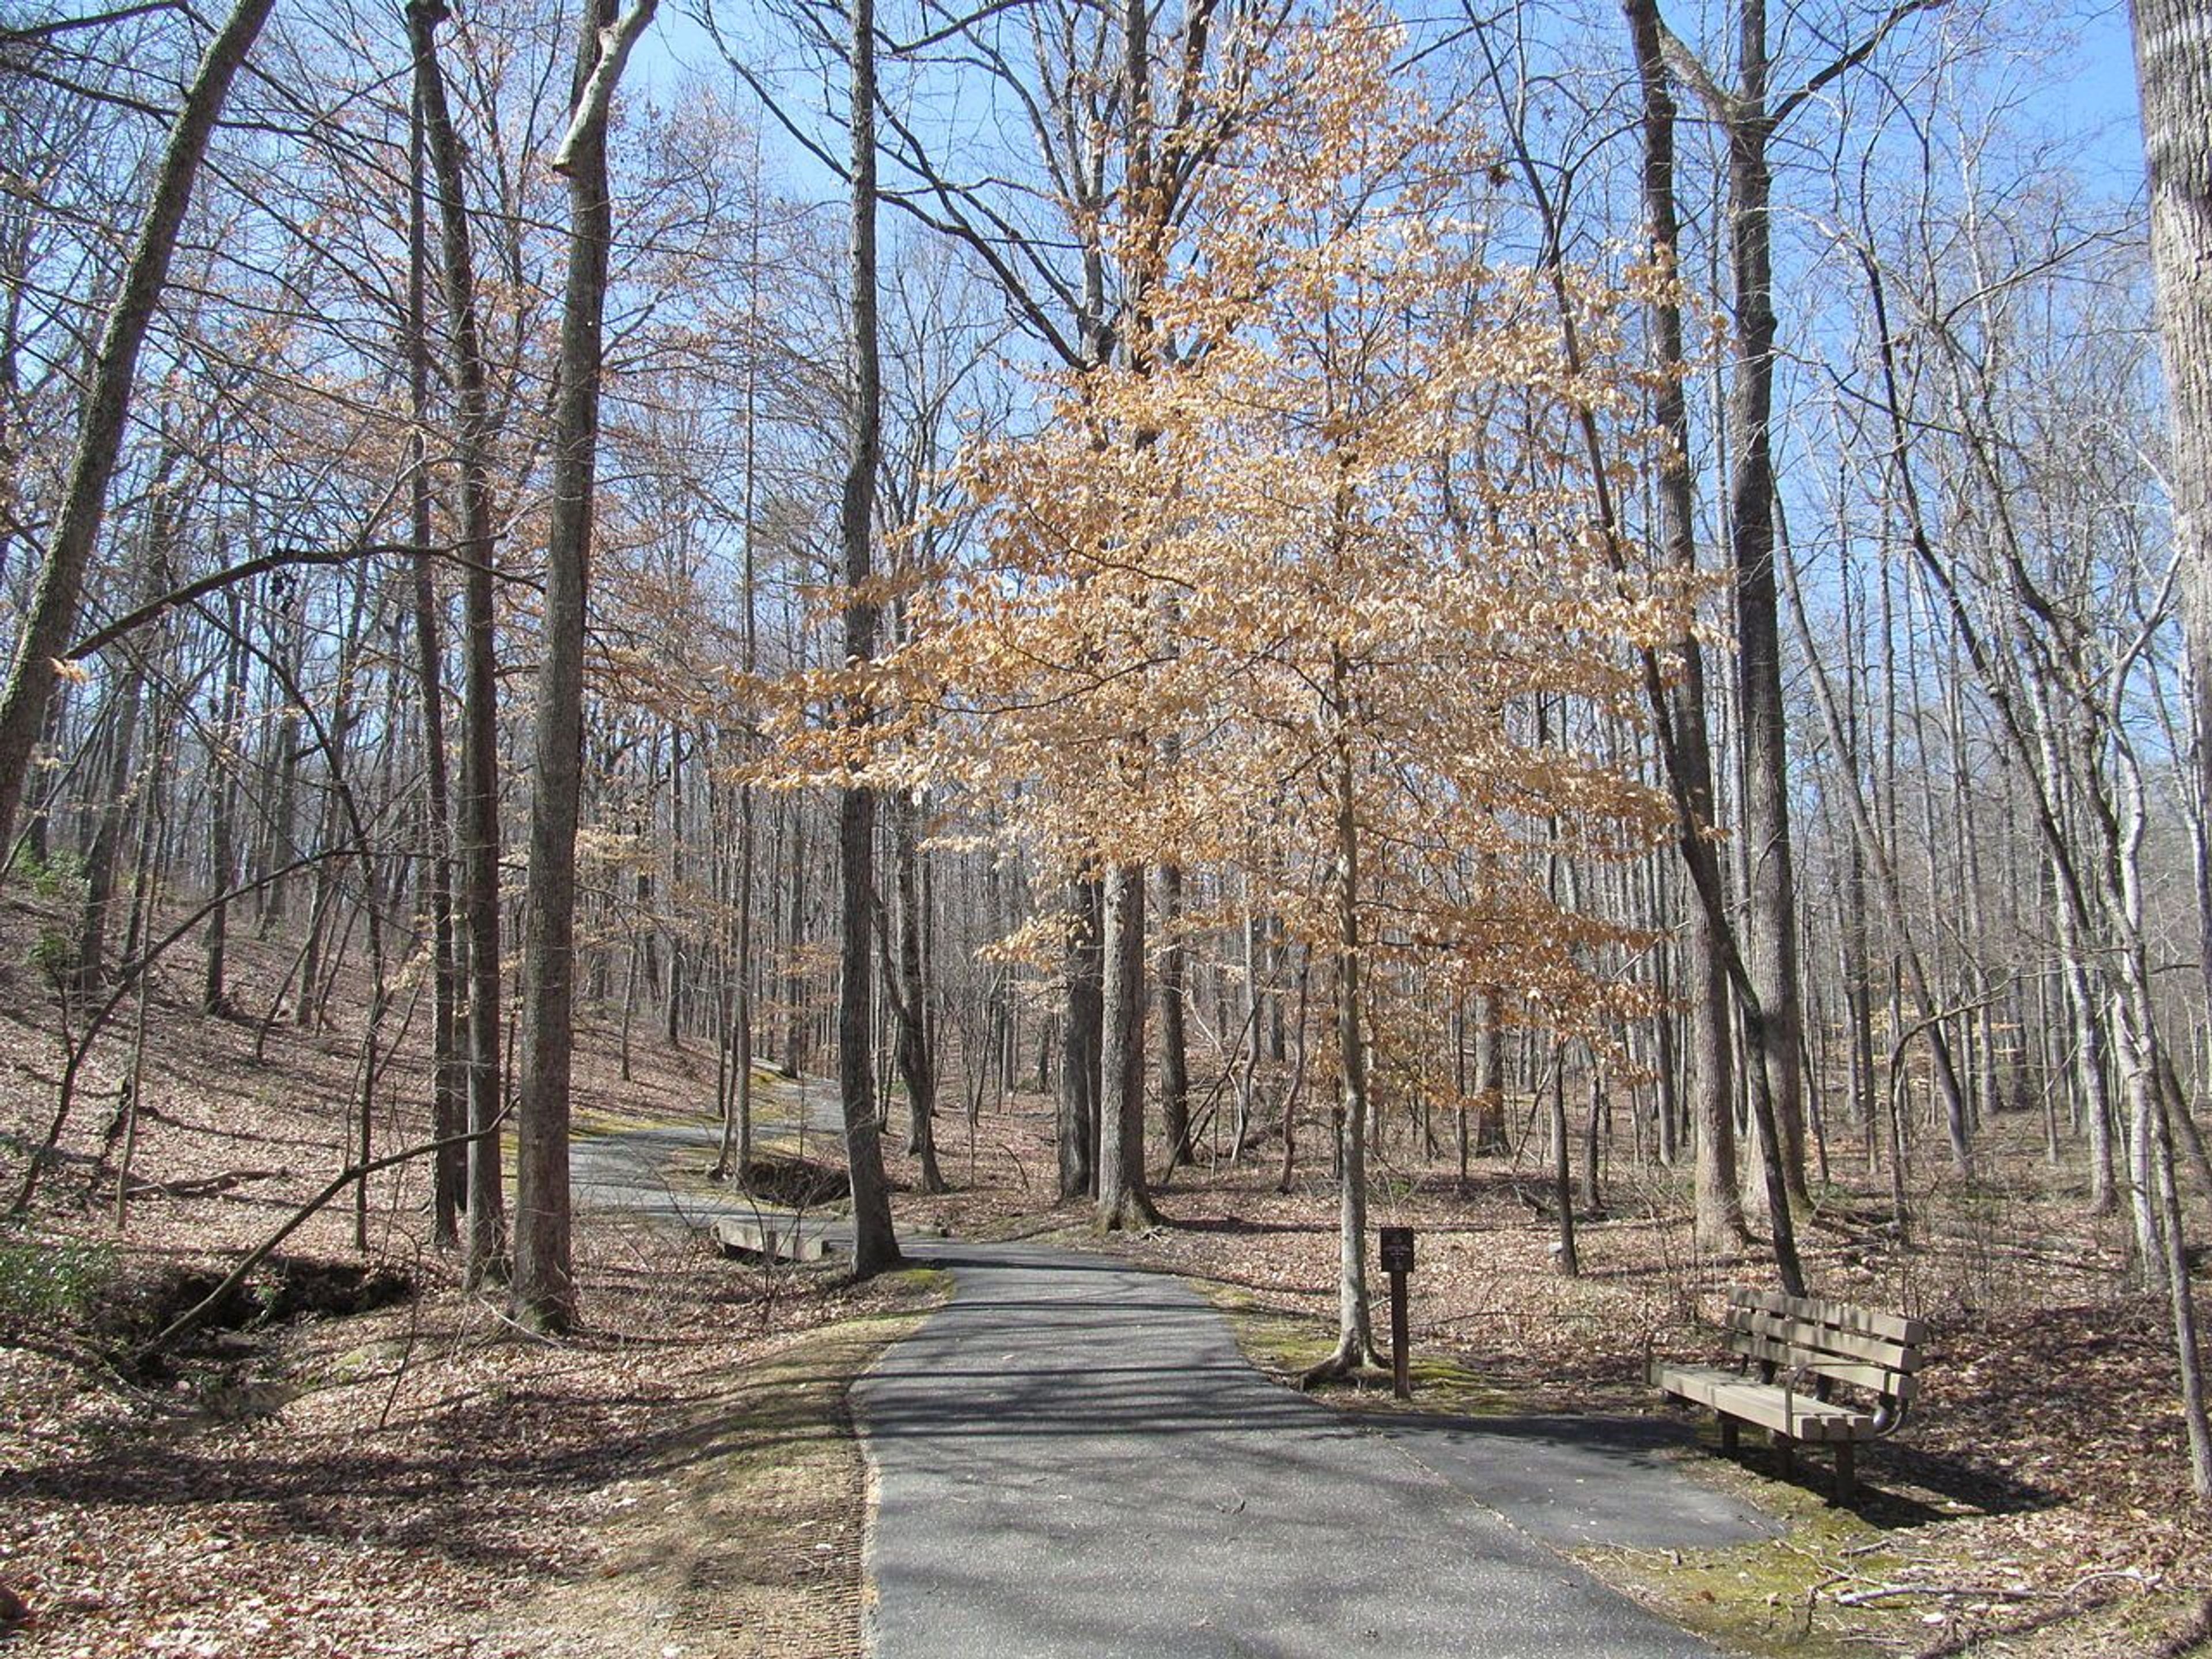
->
<box><xmin>838</xmin><ymin>0</ymin><xmax>902</xmax><ymax>1275</ymax></box>
<box><xmin>411</xmin><ymin>0</ymin><xmax>506</xmax><ymax>1286</ymax></box>
<box><xmin>405</xmin><ymin>78</ymin><xmax>462</xmax><ymax>1245</ymax></box>
<box><xmin>1059</xmin><ymin>878</ymin><xmax>1102</xmax><ymax>1198</ymax></box>
<box><xmin>1095</xmin><ymin>860</ymin><xmax>1155</xmax><ymax>1229</ymax></box>
<box><xmin>1717</xmin><ymin>0</ymin><xmax>1808</xmax><ymax>1206</ymax></box>
<box><xmin>1624</xmin><ymin>0</ymin><xmax>1743</xmax><ymax>1248</ymax></box>
<box><xmin>510</xmin><ymin>0</ymin><xmax>660</xmax><ymax>1331</ymax></box>
<box><xmin>1159</xmin><ymin>862</ymin><xmax>1191</xmax><ymax>1169</ymax></box>
<box><xmin>1316</xmin><ymin>647</ymin><xmax>1376</xmax><ymax>1376</ymax></box>
<box><xmin>2131</xmin><ymin>0</ymin><xmax>2212</xmax><ymax>1501</ymax></box>
<box><xmin>890</xmin><ymin>790</ymin><xmax>945</xmax><ymax>1193</ymax></box>
<box><xmin>201</xmin><ymin>587</ymin><xmax>249</xmax><ymax>1016</ymax></box>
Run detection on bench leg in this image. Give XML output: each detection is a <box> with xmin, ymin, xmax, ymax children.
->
<box><xmin>1834</xmin><ymin>1441</ymin><xmax>1855</xmax><ymax>1505</ymax></box>
<box><xmin>1772</xmin><ymin>1431</ymin><xmax>1794</xmax><ymax>1479</ymax></box>
<box><xmin>1719</xmin><ymin>1418</ymin><xmax>1739</xmax><ymax>1456</ymax></box>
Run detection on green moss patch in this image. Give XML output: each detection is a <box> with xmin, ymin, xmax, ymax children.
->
<box><xmin>1585</xmin><ymin>1478</ymin><xmax>1901</xmax><ymax>1657</ymax></box>
<box><xmin>1202</xmin><ymin>1282</ymin><xmax>1525</xmax><ymax>1416</ymax></box>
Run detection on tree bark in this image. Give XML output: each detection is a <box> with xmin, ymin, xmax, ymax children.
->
<box><xmin>1312</xmin><ymin>647</ymin><xmax>1377</xmax><ymax>1377</ymax></box>
<box><xmin>2131</xmin><ymin>0</ymin><xmax>2212</xmax><ymax>1502</ymax></box>
<box><xmin>1471</xmin><ymin>991</ymin><xmax>1508</xmax><ymax>1156</ymax></box>
<box><xmin>72</xmin><ymin>592</ymin><xmax>153</xmax><ymax>991</ymax></box>
<box><xmin>411</xmin><ymin>0</ymin><xmax>507</xmax><ymax>1286</ymax></box>
<box><xmin>1158</xmin><ymin>861</ymin><xmax>1191</xmax><ymax>1169</ymax></box>
<box><xmin>201</xmin><ymin>587</ymin><xmax>249</xmax><ymax>1016</ymax></box>
<box><xmin>838</xmin><ymin>0</ymin><xmax>902</xmax><ymax>1276</ymax></box>
<box><xmin>1058</xmin><ymin>876</ymin><xmax>1103</xmax><ymax>1197</ymax></box>
<box><xmin>890</xmin><ymin>790</ymin><xmax>944</xmax><ymax>1192</ymax></box>
<box><xmin>1096</xmin><ymin>860</ymin><xmax>1154</xmax><ymax>1229</ymax></box>
<box><xmin>1719</xmin><ymin>0</ymin><xmax>1808</xmax><ymax>1207</ymax></box>
<box><xmin>1624</xmin><ymin>0</ymin><xmax>1744</xmax><ymax>1248</ymax></box>
<box><xmin>405</xmin><ymin>75</ymin><xmax>463</xmax><ymax>1244</ymax></box>
<box><xmin>510</xmin><ymin>0</ymin><xmax>658</xmax><ymax>1331</ymax></box>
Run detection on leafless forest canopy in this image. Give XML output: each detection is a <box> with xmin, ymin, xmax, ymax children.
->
<box><xmin>4</xmin><ymin>0</ymin><xmax>2212</xmax><ymax>1616</ymax></box>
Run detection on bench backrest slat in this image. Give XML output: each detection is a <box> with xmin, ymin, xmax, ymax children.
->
<box><xmin>1722</xmin><ymin>1289</ymin><xmax>1926</xmax><ymax>1399</ymax></box>
<box><xmin>1736</xmin><ymin>1288</ymin><xmax>1927</xmax><ymax>1347</ymax></box>
<box><xmin>1727</xmin><ymin>1305</ymin><xmax>1923</xmax><ymax>1375</ymax></box>
<box><xmin>1725</xmin><ymin>1328</ymin><xmax>1920</xmax><ymax>1404</ymax></box>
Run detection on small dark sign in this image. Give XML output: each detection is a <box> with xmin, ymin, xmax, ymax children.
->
<box><xmin>1379</xmin><ymin>1226</ymin><xmax>1415</xmax><ymax>1274</ymax></box>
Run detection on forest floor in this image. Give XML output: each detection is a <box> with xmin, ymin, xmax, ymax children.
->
<box><xmin>1</xmin><ymin>876</ymin><xmax>2209</xmax><ymax>1657</ymax></box>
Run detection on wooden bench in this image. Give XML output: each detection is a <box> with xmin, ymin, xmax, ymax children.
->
<box><xmin>1650</xmin><ymin>1287</ymin><xmax>1928</xmax><ymax>1502</ymax></box>
<box><xmin>712</xmin><ymin>1215</ymin><xmax>836</xmax><ymax>1263</ymax></box>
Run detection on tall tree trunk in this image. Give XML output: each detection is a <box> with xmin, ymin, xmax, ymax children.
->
<box><xmin>73</xmin><ymin>625</ymin><xmax>150</xmax><ymax>993</ymax></box>
<box><xmin>1625</xmin><ymin>0</ymin><xmax>1743</xmax><ymax>1248</ymax></box>
<box><xmin>1472</xmin><ymin>990</ymin><xmax>1508</xmax><ymax>1154</ymax></box>
<box><xmin>716</xmin><ymin>291</ymin><xmax>764</xmax><ymax>1185</ymax></box>
<box><xmin>1059</xmin><ymin>876</ymin><xmax>1103</xmax><ymax>1197</ymax></box>
<box><xmin>406</xmin><ymin>77</ymin><xmax>463</xmax><ymax>1245</ymax></box>
<box><xmin>783</xmin><ymin>797</ymin><xmax>809</xmax><ymax>1075</ymax></box>
<box><xmin>890</xmin><ymin>791</ymin><xmax>945</xmax><ymax>1192</ymax></box>
<box><xmin>1719</xmin><ymin>0</ymin><xmax>1808</xmax><ymax>1207</ymax></box>
<box><xmin>202</xmin><ymin>586</ymin><xmax>249</xmax><ymax>1014</ymax></box>
<box><xmin>2131</xmin><ymin>0</ymin><xmax>2212</xmax><ymax>1501</ymax></box>
<box><xmin>665</xmin><ymin>733</ymin><xmax>686</xmax><ymax>1047</ymax></box>
<box><xmin>1158</xmin><ymin>862</ymin><xmax>1191</xmax><ymax>1170</ymax></box>
<box><xmin>0</xmin><ymin>0</ymin><xmax>276</xmax><ymax>859</ymax></box>
<box><xmin>1313</xmin><ymin>647</ymin><xmax>1376</xmax><ymax>1377</ymax></box>
<box><xmin>510</xmin><ymin>0</ymin><xmax>657</xmax><ymax>1332</ymax></box>
<box><xmin>253</xmin><ymin>576</ymin><xmax>302</xmax><ymax>934</ymax></box>
<box><xmin>295</xmin><ymin>568</ymin><xmax>372</xmax><ymax>1033</ymax></box>
<box><xmin>1095</xmin><ymin>861</ymin><xmax>1154</xmax><ymax>1229</ymax></box>
<box><xmin>411</xmin><ymin>0</ymin><xmax>507</xmax><ymax>1285</ymax></box>
<box><xmin>838</xmin><ymin>0</ymin><xmax>901</xmax><ymax>1276</ymax></box>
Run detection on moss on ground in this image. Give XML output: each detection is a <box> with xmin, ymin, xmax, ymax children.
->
<box><xmin>1202</xmin><ymin>1282</ymin><xmax>1525</xmax><ymax>1416</ymax></box>
<box><xmin>1576</xmin><ymin>1444</ymin><xmax>2212</xmax><ymax>1657</ymax></box>
<box><xmin>1584</xmin><ymin>1470</ymin><xmax>1903</xmax><ymax>1657</ymax></box>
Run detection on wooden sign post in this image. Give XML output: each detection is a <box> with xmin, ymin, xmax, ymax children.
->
<box><xmin>1379</xmin><ymin>1226</ymin><xmax>1414</xmax><ymax>1399</ymax></box>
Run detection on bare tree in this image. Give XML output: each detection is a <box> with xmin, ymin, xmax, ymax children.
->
<box><xmin>509</xmin><ymin>0</ymin><xmax>660</xmax><ymax>1332</ymax></box>
<box><xmin>2124</xmin><ymin>0</ymin><xmax>2212</xmax><ymax>1496</ymax></box>
<box><xmin>837</xmin><ymin>0</ymin><xmax>903</xmax><ymax>1277</ymax></box>
<box><xmin>410</xmin><ymin>0</ymin><xmax>509</xmax><ymax>1286</ymax></box>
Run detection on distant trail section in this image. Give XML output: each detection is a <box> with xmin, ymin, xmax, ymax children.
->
<box><xmin>568</xmin><ymin>1073</ymin><xmax>855</xmax><ymax>1252</ymax></box>
<box><xmin>855</xmin><ymin>1243</ymin><xmax>1770</xmax><ymax>1659</ymax></box>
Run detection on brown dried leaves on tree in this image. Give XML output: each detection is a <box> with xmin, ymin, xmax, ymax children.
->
<box><xmin>778</xmin><ymin>5</ymin><xmax>1715</xmax><ymax>1369</ymax></box>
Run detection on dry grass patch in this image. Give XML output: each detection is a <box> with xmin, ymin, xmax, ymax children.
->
<box><xmin>482</xmin><ymin>1266</ymin><xmax>949</xmax><ymax>1659</ymax></box>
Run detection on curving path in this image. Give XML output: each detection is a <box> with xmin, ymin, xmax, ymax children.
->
<box><xmin>568</xmin><ymin>1076</ymin><xmax>855</xmax><ymax>1250</ymax></box>
<box><xmin>569</xmin><ymin>1126</ymin><xmax>1773</xmax><ymax>1657</ymax></box>
<box><xmin>855</xmin><ymin>1244</ymin><xmax>1772</xmax><ymax>1659</ymax></box>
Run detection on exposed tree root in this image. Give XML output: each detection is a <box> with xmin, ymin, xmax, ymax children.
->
<box><xmin>1297</xmin><ymin>1332</ymin><xmax>1386</xmax><ymax>1389</ymax></box>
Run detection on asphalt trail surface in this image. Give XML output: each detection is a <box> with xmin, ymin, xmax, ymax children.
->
<box><xmin>855</xmin><ymin>1244</ymin><xmax>1772</xmax><ymax>1659</ymax></box>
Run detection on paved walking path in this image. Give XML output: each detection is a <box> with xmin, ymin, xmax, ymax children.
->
<box><xmin>570</xmin><ymin>1127</ymin><xmax>1775</xmax><ymax>1657</ymax></box>
<box><xmin>855</xmin><ymin>1243</ymin><xmax>1773</xmax><ymax>1658</ymax></box>
<box><xmin>568</xmin><ymin>1077</ymin><xmax>855</xmax><ymax>1251</ymax></box>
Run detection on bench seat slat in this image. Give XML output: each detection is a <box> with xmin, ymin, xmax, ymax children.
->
<box><xmin>1652</xmin><ymin>1364</ymin><xmax>1879</xmax><ymax>1442</ymax></box>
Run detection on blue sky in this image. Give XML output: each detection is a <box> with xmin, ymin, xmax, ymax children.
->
<box><xmin>629</xmin><ymin>0</ymin><xmax>2153</xmax><ymax>202</ymax></box>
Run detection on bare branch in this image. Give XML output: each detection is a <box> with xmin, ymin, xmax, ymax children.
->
<box><xmin>552</xmin><ymin>0</ymin><xmax>661</xmax><ymax>175</ymax></box>
<box><xmin>1774</xmin><ymin>0</ymin><xmax>1946</xmax><ymax>127</ymax></box>
<box><xmin>0</xmin><ymin>1</ymin><xmax>185</xmax><ymax>46</ymax></box>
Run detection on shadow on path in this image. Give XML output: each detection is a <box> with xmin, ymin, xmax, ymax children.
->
<box><xmin>857</xmin><ymin>1240</ymin><xmax>1766</xmax><ymax>1658</ymax></box>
